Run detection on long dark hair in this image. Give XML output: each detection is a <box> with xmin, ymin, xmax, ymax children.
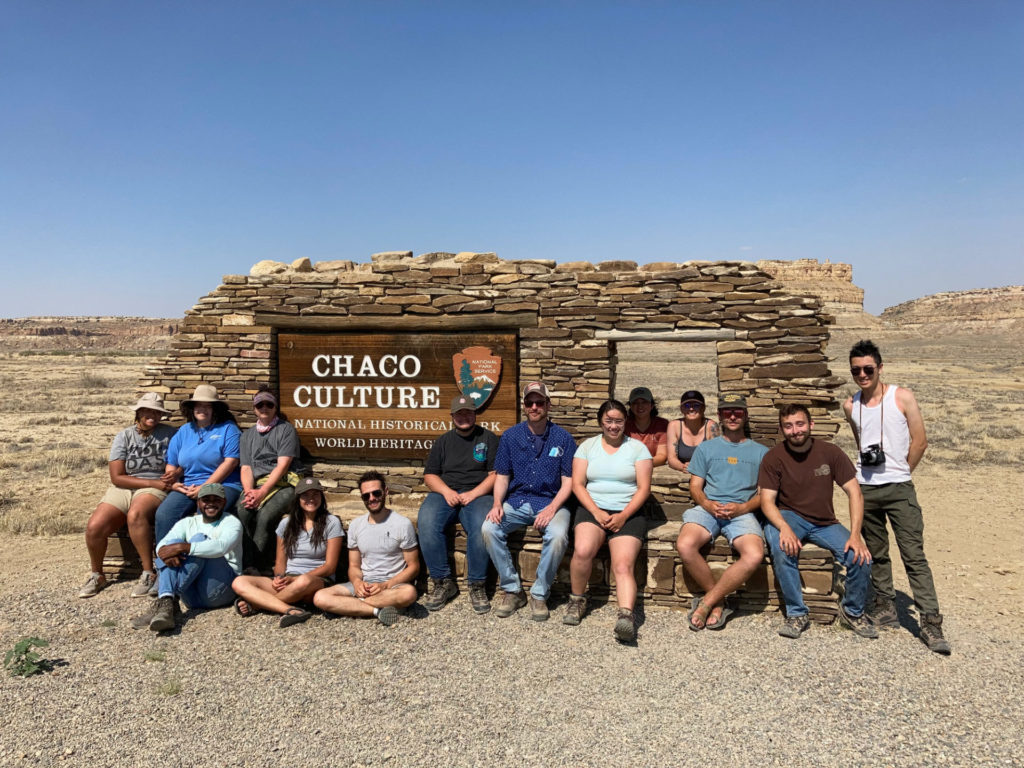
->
<box><xmin>182</xmin><ymin>400</ymin><xmax>237</xmax><ymax>426</ymax></box>
<box><xmin>281</xmin><ymin>489</ymin><xmax>331</xmax><ymax>559</ymax></box>
<box><xmin>597</xmin><ymin>399</ymin><xmax>628</xmax><ymax>423</ymax></box>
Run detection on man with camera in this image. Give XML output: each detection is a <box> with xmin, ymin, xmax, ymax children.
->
<box><xmin>843</xmin><ymin>339</ymin><xmax>950</xmax><ymax>654</ymax></box>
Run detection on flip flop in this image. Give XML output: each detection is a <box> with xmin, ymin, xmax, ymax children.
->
<box><xmin>234</xmin><ymin>597</ymin><xmax>257</xmax><ymax>618</ymax></box>
<box><xmin>706</xmin><ymin>605</ymin><xmax>734</xmax><ymax>631</ymax></box>
<box><xmin>687</xmin><ymin>597</ymin><xmax>710</xmax><ymax>631</ymax></box>
<box><xmin>280</xmin><ymin>608</ymin><xmax>312</xmax><ymax>628</ymax></box>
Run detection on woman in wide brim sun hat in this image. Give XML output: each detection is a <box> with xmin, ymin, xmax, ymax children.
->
<box><xmin>78</xmin><ymin>393</ymin><xmax>178</xmax><ymax>600</ymax></box>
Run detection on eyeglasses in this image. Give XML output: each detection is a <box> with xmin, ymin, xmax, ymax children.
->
<box><xmin>850</xmin><ymin>365</ymin><xmax>876</xmax><ymax>377</ymax></box>
<box><xmin>254</xmin><ymin>402</ymin><xmax>275</xmax><ymax>411</ymax></box>
<box><xmin>718</xmin><ymin>408</ymin><xmax>746</xmax><ymax>419</ymax></box>
<box><xmin>360</xmin><ymin>489</ymin><xmax>384</xmax><ymax>501</ymax></box>
<box><xmin>681</xmin><ymin>403</ymin><xmax>702</xmax><ymax>412</ymax></box>
<box><xmin>524</xmin><ymin>399</ymin><xmax>547</xmax><ymax>409</ymax></box>
<box><xmin>601</xmin><ymin>418</ymin><xmax>625</xmax><ymax>427</ymax></box>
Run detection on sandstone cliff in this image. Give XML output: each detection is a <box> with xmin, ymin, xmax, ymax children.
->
<box><xmin>0</xmin><ymin>317</ymin><xmax>176</xmax><ymax>353</ymax></box>
<box><xmin>881</xmin><ymin>285</ymin><xmax>1024</xmax><ymax>329</ymax></box>
<box><xmin>756</xmin><ymin>259</ymin><xmax>869</xmax><ymax>325</ymax></box>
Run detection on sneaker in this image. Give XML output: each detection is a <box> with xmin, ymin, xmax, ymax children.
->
<box><xmin>528</xmin><ymin>595</ymin><xmax>549</xmax><ymax>622</ymax></box>
<box><xmin>920</xmin><ymin>613</ymin><xmax>952</xmax><ymax>655</ymax></box>
<box><xmin>468</xmin><ymin>582</ymin><xmax>490</xmax><ymax>614</ymax></box>
<box><xmin>839</xmin><ymin>604</ymin><xmax>879</xmax><ymax>639</ymax></box>
<box><xmin>562</xmin><ymin>594</ymin><xmax>587</xmax><ymax>626</ymax></box>
<box><xmin>613</xmin><ymin>609</ymin><xmax>636</xmax><ymax>642</ymax></box>
<box><xmin>494</xmin><ymin>590</ymin><xmax>527</xmax><ymax>618</ymax></box>
<box><xmin>867</xmin><ymin>596</ymin><xmax>899</xmax><ymax>628</ymax></box>
<box><xmin>423</xmin><ymin>578</ymin><xmax>459</xmax><ymax>612</ymax></box>
<box><xmin>78</xmin><ymin>572</ymin><xmax>107</xmax><ymax>599</ymax></box>
<box><xmin>376</xmin><ymin>606</ymin><xmax>400</xmax><ymax>626</ymax></box>
<box><xmin>149</xmin><ymin>596</ymin><xmax>178</xmax><ymax>632</ymax></box>
<box><xmin>778</xmin><ymin>614</ymin><xmax>810</xmax><ymax>639</ymax></box>
<box><xmin>131</xmin><ymin>572</ymin><xmax>156</xmax><ymax>598</ymax></box>
<box><xmin>148</xmin><ymin>578</ymin><xmax>159</xmax><ymax>598</ymax></box>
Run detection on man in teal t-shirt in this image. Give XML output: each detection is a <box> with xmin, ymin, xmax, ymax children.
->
<box><xmin>675</xmin><ymin>393</ymin><xmax>768</xmax><ymax>631</ymax></box>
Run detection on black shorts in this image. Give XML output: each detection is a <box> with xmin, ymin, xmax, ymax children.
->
<box><xmin>573</xmin><ymin>506</ymin><xmax>647</xmax><ymax>541</ymax></box>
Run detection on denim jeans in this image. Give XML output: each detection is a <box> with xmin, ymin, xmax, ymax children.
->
<box><xmin>156</xmin><ymin>533</ymin><xmax>237</xmax><ymax>609</ymax></box>
<box><xmin>764</xmin><ymin>509</ymin><xmax>871</xmax><ymax>619</ymax></box>
<box><xmin>417</xmin><ymin>492</ymin><xmax>493</xmax><ymax>583</ymax></box>
<box><xmin>237</xmin><ymin>486</ymin><xmax>295</xmax><ymax>572</ymax></box>
<box><xmin>481</xmin><ymin>502</ymin><xmax>570</xmax><ymax>600</ymax></box>
<box><xmin>155</xmin><ymin>487</ymin><xmax>241</xmax><ymax>545</ymax></box>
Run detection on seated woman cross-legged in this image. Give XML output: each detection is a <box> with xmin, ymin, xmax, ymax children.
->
<box><xmin>563</xmin><ymin>399</ymin><xmax>653</xmax><ymax>643</ymax></box>
<box><xmin>231</xmin><ymin>477</ymin><xmax>343</xmax><ymax>628</ymax></box>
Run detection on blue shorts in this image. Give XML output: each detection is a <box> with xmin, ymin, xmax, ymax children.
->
<box><xmin>682</xmin><ymin>506</ymin><xmax>764</xmax><ymax>543</ymax></box>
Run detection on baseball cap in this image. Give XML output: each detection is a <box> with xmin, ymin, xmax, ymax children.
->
<box><xmin>718</xmin><ymin>393</ymin><xmax>748</xmax><ymax>409</ymax></box>
<box><xmin>450</xmin><ymin>394</ymin><xmax>477</xmax><ymax>413</ymax></box>
<box><xmin>295</xmin><ymin>476</ymin><xmax>324</xmax><ymax>494</ymax></box>
<box><xmin>627</xmin><ymin>386</ymin><xmax>654</xmax><ymax>404</ymax></box>
<box><xmin>680</xmin><ymin>390</ymin><xmax>705</xmax><ymax>405</ymax></box>
<box><xmin>197</xmin><ymin>483</ymin><xmax>226</xmax><ymax>499</ymax></box>
<box><xmin>521</xmin><ymin>382</ymin><xmax>550</xmax><ymax>400</ymax></box>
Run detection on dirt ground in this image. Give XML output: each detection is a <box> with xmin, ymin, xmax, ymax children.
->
<box><xmin>0</xmin><ymin>325</ymin><xmax>1022</xmax><ymax>626</ymax></box>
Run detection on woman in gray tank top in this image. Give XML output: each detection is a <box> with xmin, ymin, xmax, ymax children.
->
<box><xmin>666</xmin><ymin>390</ymin><xmax>719</xmax><ymax>473</ymax></box>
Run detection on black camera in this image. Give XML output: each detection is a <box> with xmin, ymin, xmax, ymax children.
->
<box><xmin>860</xmin><ymin>444</ymin><xmax>886</xmax><ymax>466</ymax></box>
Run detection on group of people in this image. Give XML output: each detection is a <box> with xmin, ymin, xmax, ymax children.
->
<box><xmin>78</xmin><ymin>339</ymin><xmax>949</xmax><ymax>653</ymax></box>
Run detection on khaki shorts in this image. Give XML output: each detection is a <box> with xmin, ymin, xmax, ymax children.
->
<box><xmin>99</xmin><ymin>486</ymin><xmax>168</xmax><ymax>514</ymax></box>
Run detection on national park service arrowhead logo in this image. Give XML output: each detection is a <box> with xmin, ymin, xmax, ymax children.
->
<box><xmin>453</xmin><ymin>346</ymin><xmax>501</xmax><ymax>410</ymax></box>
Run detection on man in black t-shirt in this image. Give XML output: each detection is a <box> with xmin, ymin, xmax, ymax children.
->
<box><xmin>418</xmin><ymin>395</ymin><xmax>500</xmax><ymax>614</ymax></box>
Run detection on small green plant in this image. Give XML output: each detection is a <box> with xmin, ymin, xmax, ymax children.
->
<box><xmin>144</xmin><ymin>649</ymin><xmax>166</xmax><ymax>663</ymax></box>
<box><xmin>156</xmin><ymin>678</ymin><xmax>182</xmax><ymax>695</ymax></box>
<box><xmin>100</xmin><ymin>618</ymin><xmax>117</xmax><ymax>628</ymax></box>
<box><xmin>4</xmin><ymin>637</ymin><xmax>51</xmax><ymax>677</ymax></box>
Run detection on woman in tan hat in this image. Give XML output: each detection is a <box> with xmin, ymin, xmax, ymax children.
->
<box><xmin>79</xmin><ymin>393</ymin><xmax>178</xmax><ymax>599</ymax></box>
<box><xmin>237</xmin><ymin>385</ymin><xmax>305</xmax><ymax>575</ymax></box>
<box><xmin>154</xmin><ymin>384</ymin><xmax>242</xmax><ymax>549</ymax></box>
<box><xmin>231</xmin><ymin>477</ymin><xmax>343</xmax><ymax>627</ymax></box>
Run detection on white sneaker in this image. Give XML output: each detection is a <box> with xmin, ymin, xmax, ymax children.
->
<box><xmin>78</xmin><ymin>572</ymin><xmax>107</xmax><ymax>598</ymax></box>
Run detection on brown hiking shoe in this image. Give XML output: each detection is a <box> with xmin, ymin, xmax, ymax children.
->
<box><xmin>528</xmin><ymin>595</ymin><xmax>549</xmax><ymax>622</ymax></box>
<box><xmin>562</xmin><ymin>594</ymin><xmax>587</xmax><ymax>626</ymax></box>
<box><xmin>778</xmin><ymin>614</ymin><xmax>810</xmax><ymax>639</ymax></box>
<box><xmin>839</xmin><ymin>605</ymin><xmax>879</xmax><ymax>639</ymax></box>
<box><xmin>423</xmin><ymin>578</ymin><xmax>458</xmax><ymax>612</ymax></box>
<box><xmin>149</xmin><ymin>596</ymin><xmax>178</xmax><ymax>632</ymax></box>
<box><xmin>613</xmin><ymin>609</ymin><xmax>636</xmax><ymax>642</ymax></box>
<box><xmin>867</xmin><ymin>596</ymin><xmax>899</xmax><ymax>628</ymax></box>
<box><xmin>920</xmin><ymin>613</ymin><xmax>951</xmax><ymax>655</ymax></box>
<box><xmin>494</xmin><ymin>590</ymin><xmax>527</xmax><ymax>618</ymax></box>
<box><xmin>468</xmin><ymin>581</ymin><xmax>490</xmax><ymax>614</ymax></box>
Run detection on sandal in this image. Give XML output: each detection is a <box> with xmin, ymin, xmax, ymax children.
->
<box><xmin>280</xmin><ymin>608</ymin><xmax>312</xmax><ymax>628</ymax></box>
<box><xmin>706</xmin><ymin>604</ymin><xmax>734</xmax><ymax>631</ymax></box>
<box><xmin>687</xmin><ymin>597</ymin><xmax>712</xmax><ymax>631</ymax></box>
<box><xmin>234</xmin><ymin>597</ymin><xmax>257</xmax><ymax>618</ymax></box>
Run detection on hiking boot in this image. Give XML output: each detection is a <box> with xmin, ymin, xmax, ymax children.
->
<box><xmin>149</xmin><ymin>596</ymin><xmax>178</xmax><ymax>632</ymax></box>
<box><xmin>562</xmin><ymin>594</ymin><xmax>587</xmax><ymax>626</ymax></box>
<box><xmin>839</xmin><ymin>604</ymin><xmax>879</xmax><ymax>639</ymax></box>
<box><xmin>778</xmin><ymin>614</ymin><xmax>810</xmax><ymax>639</ymax></box>
<box><xmin>376</xmin><ymin>606</ymin><xmax>400</xmax><ymax>626</ymax></box>
<box><xmin>920</xmin><ymin>613</ymin><xmax>951</xmax><ymax>655</ymax></box>
<box><xmin>494</xmin><ymin>590</ymin><xmax>527</xmax><ymax>618</ymax></box>
<box><xmin>613</xmin><ymin>609</ymin><xmax>636</xmax><ymax>642</ymax></box>
<box><xmin>528</xmin><ymin>595</ymin><xmax>549</xmax><ymax>622</ymax></box>
<box><xmin>468</xmin><ymin>581</ymin><xmax>490</xmax><ymax>614</ymax></box>
<box><xmin>423</xmin><ymin>578</ymin><xmax>459</xmax><ymax>612</ymax></box>
<box><xmin>131</xmin><ymin>571</ymin><xmax>156</xmax><ymax>598</ymax></box>
<box><xmin>867</xmin><ymin>596</ymin><xmax>899</xmax><ymax>628</ymax></box>
<box><xmin>78</xmin><ymin>572</ymin><xmax>107</xmax><ymax>598</ymax></box>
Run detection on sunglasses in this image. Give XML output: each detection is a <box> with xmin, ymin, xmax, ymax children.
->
<box><xmin>254</xmin><ymin>402</ymin><xmax>276</xmax><ymax>410</ymax></box>
<box><xmin>524</xmin><ymin>399</ymin><xmax>547</xmax><ymax>409</ymax></box>
<box><xmin>360</xmin><ymin>489</ymin><xmax>384</xmax><ymax>501</ymax></box>
<box><xmin>681</xmin><ymin>402</ymin><xmax>703</xmax><ymax>411</ymax></box>
<box><xmin>718</xmin><ymin>408</ymin><xmax>746</xmax><ymax>419</ymax></box>
<box><xmin>850</xmin><ymin>365</ymin><xmax>876</xmax><ymax>377</ymax></box>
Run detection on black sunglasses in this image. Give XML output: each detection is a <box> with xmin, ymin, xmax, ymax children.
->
<box><xmin>360</xmin><ymin>489</ymin><xmax>384</xmax><ymax>501</ymax></box>
<box><xmin>850</xmin><ymin>366</ymin><xmax>876</xmax><ymax>377</ymax></box>
<box><xmin>254</xmin><ymin>402</ymin><xmax>276</xmax><ymax>410</ymax></box>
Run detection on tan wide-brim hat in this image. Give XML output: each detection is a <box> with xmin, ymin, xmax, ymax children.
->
<box><xmin>133</xmin><ymin>392</ymin><xmax>172</xmax><ymax>415</ymax></box>
<box><xmin>183</xmin><ymin>384</ymin><xmax>222</xmax><ymax>405</ymax></box>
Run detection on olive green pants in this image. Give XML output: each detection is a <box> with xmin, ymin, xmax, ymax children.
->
<box><xmin>860</xmin><ymin>480</ymin><xmax>940</xmax><ymax>615</ymax></box>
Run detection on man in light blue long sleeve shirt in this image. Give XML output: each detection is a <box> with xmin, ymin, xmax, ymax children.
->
<box><xmin>135</xmin><ymin>483</ymin><xmax>242</xmax><ymax>633</ymax></box>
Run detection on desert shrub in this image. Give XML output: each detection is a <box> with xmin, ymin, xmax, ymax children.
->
<box><xmin>80</xmin><ymin>372</ymin><xmax>111</xmax><ymax>389</ymax></box>
<box><xmin>986</xmin><ymin>424</ymin><xmax>1024</xmax><ymax>440</ymax></box>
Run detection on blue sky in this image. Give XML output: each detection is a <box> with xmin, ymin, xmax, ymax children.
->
<box><xmin>2</xmin><ymin>1</ymin><xmax>1021</xmax><ymax>317</ymax></box>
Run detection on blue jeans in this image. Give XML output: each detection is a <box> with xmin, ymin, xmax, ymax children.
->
<box><xmin>764</xmin><ymin>509</ymin><xmax>871</xmax><ymax>619</ymax></box>
<box><xmin>156</xmin><ymin>533</ymin><xmax>237</xmax><ymax>609</ymax></box>
<box><xmin>155</xmin><ymin>487</ymin><xmax>241</xmax><ymax>545</ymax></box>
<box><xmin>481</xmin><ymin>502</ymin><xmax>570</xmax><ymax>600</ymax></box>
<box><xmin>417</xmin><ymin>493</ymin><xmax>493</xmax><ymax>583</ymax></box>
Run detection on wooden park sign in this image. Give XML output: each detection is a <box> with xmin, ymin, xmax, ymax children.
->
<box><xmin>279</xmin><ymin>332</ymin><xmax>518</xmax><ymax>459</ymax></box>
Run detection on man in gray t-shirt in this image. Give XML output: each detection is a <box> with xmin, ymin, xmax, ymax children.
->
<box><xmin>313</xmin><ymin>471</ymin><xmax>419</xmax><ymax>626</ymax></box>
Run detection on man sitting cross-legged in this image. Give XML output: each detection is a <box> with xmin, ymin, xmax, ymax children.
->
<box><xmin>675</xmin><ymin>393</ymin><xmax>768</xmax><ymax>631</ymax></box>
<box><xmin>313</xmin><ymin>471</ymin><xmax>419</xmax><ymax>626</ymax></box>
<box><xmin>760</xmin><ymin>404</ymin><xmax>876</xmax><ymax>640</ymax></box>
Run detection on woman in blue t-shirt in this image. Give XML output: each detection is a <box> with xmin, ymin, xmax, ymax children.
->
<box><xmin>564</xmin><ymin>399</ymin><xmax>653</xmax><ymax>643</ymax></box>
<box><xmin>154</xmin><ymin>384</ymin><xmax>242</xmax><ymax>545</ymax></box>
<box><xmin>231</xmin><ymin>477</ymin><xmax>343</xmax><ymax>627</ymax></box>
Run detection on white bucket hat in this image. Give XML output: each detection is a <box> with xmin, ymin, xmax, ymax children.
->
<box><xmin>183</xmin><ymin>384</ymin><xmax>221</xmax><ymax>404</ymax></box>
<box><xmin>133</xmin><ymin>392</ymin><xmax>172</xmax><ymax>415</ymax></box>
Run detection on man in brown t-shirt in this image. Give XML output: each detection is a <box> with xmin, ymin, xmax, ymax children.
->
<box><xmin>759</xmin><ymin>404</ymin><xmax>875</xmax><ymax>640</ymax></box>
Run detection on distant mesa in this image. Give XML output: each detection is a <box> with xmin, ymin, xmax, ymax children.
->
<box><xmin>0</xmin><ymin>317</ymin><xmax>176</xmax><ymax>353</ymax></box>
<box><xmin>881</xmin><ymin>285</ymin><xmax>1024</xmax><ymax>330</ymax></box>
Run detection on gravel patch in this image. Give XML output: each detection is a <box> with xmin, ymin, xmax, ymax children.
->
<box><xmin>1</xmin><ymin>537</ymin><xmax>1021</xmax><ymax>768</ymax></box>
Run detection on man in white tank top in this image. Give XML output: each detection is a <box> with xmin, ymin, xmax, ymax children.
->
<box><xmin>842</xmin><ymin>340</ymin><xmax>950</xmax><ymax>654</ymax></box>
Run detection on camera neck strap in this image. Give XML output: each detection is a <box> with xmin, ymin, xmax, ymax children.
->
<box><xmin>856</xmin><ymin>383</ymin><xmax>885</xmax><ymax>452</ymax></box>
